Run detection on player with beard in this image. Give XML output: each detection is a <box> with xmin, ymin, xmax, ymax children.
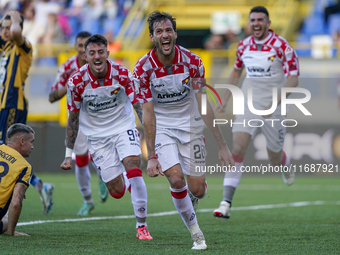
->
<box><xmin>213</xmin><ymin>6</ymin><xmax>299</xmax><ymax>219</ymax></box>
<box><xmin>61</xmin><ymin>34</ymin><xmax>152</xmax><ymax>240</ymax></box>
<box><xmin>49</xmin><ymin>31</ymin><xmax>110</xmax><ymax>216</ymax></box>
<box><xmin>134</xmin><ymin>11</ymin><xmax>234</xmax><ymax>250</ymax></box>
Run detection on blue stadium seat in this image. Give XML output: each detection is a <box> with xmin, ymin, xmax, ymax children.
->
<box><xmin>103</xmin><ymin>17</ymin><xmax>124</xmax><ymax>36</ymax></box>
<box><xmin>80</xmin><ymin>18</ymin><xmax>101</xmax><ymax>35</ymax></box>
<box><xmin>36</xmin><ymin>57</ymin><xmax>58</xmax><ymax>67</ymax></box>
<box><xmin>295</xmin><ymin>34</ymin><xmax>311</xmax><ymax>57</ymax></box>
<box><xmin>313</xmin><ymin>0</ymin><xmax>335</xmax><ymax>15</ymax></box>
<box><xmin>301</xmin><ymin>14</ymin><xmax>326</xmax><ymax>36</ymax></box>
<box><xmin>327</xmin><ymin>13</ymin><xmax>340</xmax><ymax>35</ymax></box>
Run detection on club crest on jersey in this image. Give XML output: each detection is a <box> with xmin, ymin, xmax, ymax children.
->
<box><xmin>268</xmin><ymin>55</ymin><xmax>276</xmax><ymax>62</ymax></box>
<box><xmin>111</xmin><ymin>88</ymin><xmax>120</xmax><ymax>95</ymax></box>
<box><xmin>182</xmin><ymin>76</ymin><xmax>190</xmax><ymax>87</ymax></box>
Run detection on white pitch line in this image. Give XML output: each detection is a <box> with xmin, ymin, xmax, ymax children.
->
<box><xmin>17</xmin><ymin>201</ymin><xmax>328</xmax><ymax>227</ymax></box>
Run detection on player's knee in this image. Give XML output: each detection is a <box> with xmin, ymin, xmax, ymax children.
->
<box><xmin>75</xmin><ymin>155</ymin><xmax>88</xmax><ymax>167</ymax></box>
<box><xmin>170</xmin><ymin>177</ymin><xmax>186</xmax><ymax>190</ymax></box>
<box><xmin>233</xmin><ymin>144</ymin><xmax>246</xmax><ymax>157</ymax></box>
<box><xmin>109</xmin><ymin>187</ymin><xmax>126</xmax><ymax>199</ymax></box>
<box><xmin>189</xmin><ymin>185</ymin><xmax>206</xmax><ymax>199</ymax></box>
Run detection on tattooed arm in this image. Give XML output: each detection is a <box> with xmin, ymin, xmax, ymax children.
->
<box><xmin>133</xmin><ymin>102</ymin><xmax>143</xmax><ymax>125</ymax></box>
<box><xmin>142</xmin><ymin>101</ymin><xmax>163</xmax><ymax>177</ymax></box>
<box><xmin>6</xmin><ymin>184</ymin><xmax>28</xmax><ymax>236</ymax></box>
<box><xmin>48</xmin><ymin>86</ymin><xmax>67</xmax><ymax>103</ymax></box>
<box><xmin>60</xmin><ymin>111</ymin><xmax>79</xmax><ymax>170</ymax></box>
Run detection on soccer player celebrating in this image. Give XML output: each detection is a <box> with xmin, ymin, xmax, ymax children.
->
<box><xmin>213</xmin><ymin>6</ymin><xmax>299</xmax><ymax>219</ymax></box>
<box><xmin>0</xmin><ymin>11</ymin><xmax>53</xmax><ymax>214</ymax></box>
<box><xmin>0</xmin><ymin>123</ymin><xmax>35</xmax><ymax>236</ymax></box>
<box><xmin>60</xmin><ymin>34</ymin><xmax>152</xmax><ymax>240</ymax></box>
<box><xmin>134</xmin><ymin>11</ymin><xmax>234</xmax><ymax>250</ymax></box>
<box><xmin>49</xmin><ymin>31</ymin><xmax>109</xmax><ymax>216</ymax></box>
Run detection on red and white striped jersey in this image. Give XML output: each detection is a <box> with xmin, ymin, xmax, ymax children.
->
<box><xmin>67</xmin><ymin>60</ymin><xmax>137</xmax><ymax>139</ymax></box>
<box><xmin>51</xmin><ymin>55</ymin><xmax>80</xmax><ymax>91</ymax></box>
<box><xmin>234</xmin><ymin>30</ymin><xmax>300</xmax><ymax>109</ymax></box>
<box><xmin>134</xmin><ymin>45</ymin><xmax>206</xmax><ymax>135</ymax></box>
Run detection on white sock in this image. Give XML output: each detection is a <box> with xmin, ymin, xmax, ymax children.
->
<box><xmin>123</xmin><ymin>171</ymin><xmax>131</xmax><ymax>192</ymax></box>
<box><xmin>128</xmin><ymin>176</ymin><xmax>147</xmax><ymax>228</ymax></box>
<box><xmin>170</xmin><ymin>185</ymin><xmax>197</xmax><ymax>229</ymax></box>
<box><xmin>75</xmin><ymin>164</ymin><xmax>92</xmax><ymax>202</ymax></box>
<box><xmin>223</xmin><ymin>161</ymin><xmax>243</xmax><ymax>202</ymax></box>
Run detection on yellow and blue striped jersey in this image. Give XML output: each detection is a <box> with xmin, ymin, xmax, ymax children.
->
<box><xmin>0</xmin><ymin>36</ymin><xmax>32</xmax><ymax>110</ymax></box>
<box><xmin>0</xmin><ymin>144</ymin><xmax>32</xmax><ymax>219</ymax></box>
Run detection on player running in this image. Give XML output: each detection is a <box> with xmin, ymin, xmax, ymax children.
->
<box><xmin>134</xmin><ymin>11</ymin><xmax>234</xmax><ymax>249</ymax></box>
<box><xmin>49</xmin><ymin>31</ymin><xmax>109</xmax><ymax>216</ymax></box>
<box><xmin>213</xmin><ymin>6</ymin><xmax>299</xmax><ymax>219</ymax></box>
<box><xmin>60</xmin><ymin>34</ymin><xmax>152</xmax><ymax>240</ymax></box>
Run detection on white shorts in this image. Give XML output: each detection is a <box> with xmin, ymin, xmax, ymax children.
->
<box><xmin>232</xmin><ymin>110</ymin><xmax>286</xmax><ymax>153</ymax></box>
<box><xmin>155</xmin><ymin>129</ymin><xmax>206</xmax><ymax>177</ymax></box>
<box><xmin>87</xmin><ymin>128</ymin><xmax>141</xmax><ymax>183</ymax></box>
<box><xmin>73</xmin><ymin>130</ymin><xmax>88</xmax><ymax>155</ymax></box>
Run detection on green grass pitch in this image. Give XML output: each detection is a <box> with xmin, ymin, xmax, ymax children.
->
<box><xmin>1</xmin><ymin>173</ymin><xmax>339</xmax><ymax>254</ymax></box>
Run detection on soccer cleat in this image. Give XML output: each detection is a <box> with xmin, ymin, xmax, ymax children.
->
<box><xmin>191</xmin><ymin>230</ymin><xmax>207</xmax><ymax>250</ymax></box>
<box><xmin>188</xmin><ymin>190</ymin><xmax>199</xmax><ymax>212</ymax></box>
<box><xmin>77</xmin><ymin>202</ymin><xmax>95</xmax><ymax>216</ymax></box>
<box><xmin>213</xmin><ymin>201</ymin><xmax>231</xmax><ymax>219</ymax></box>
<box><xmin>136</xmin><ymin>226</ymin><xmax>153</xmax><ymax>240</ymax></box>
<box><xmin>282</xmin><ymin>167</ymin><xmax>295</xmax><ymax>186</ymax></box>
<box><xmin>98</xmin><ymin>180</ymin><xmax>108</xmax><ymax>202</ymax></box>
<box><xmin>41</xmin><ymin>183</ymin><xmax>54</xmax><ymax>214</ymax></box>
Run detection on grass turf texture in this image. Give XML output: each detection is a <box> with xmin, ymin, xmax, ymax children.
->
<box><xmin>1</xmin><ymin>173</ymin><xmax>339</xmax><ymax>254</ymax></box>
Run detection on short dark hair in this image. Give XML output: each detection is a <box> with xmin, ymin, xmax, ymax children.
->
<box><xmin>76</xmin><ymin>31</ymin><xmax>91</xmax><ymax>41</ymax></box>
<box><xmin>84</xmin><ymin>34</ymin><xmax>107</xmax><ymax>51</ymax></box>
<box><xmin>4</xmin><ymin>14</ymin><xmax>24</xmax><ymax>29</ymax></box>
<box><xmin>7</xmin><ymin>123</ymin><xmax>34</xmax><ymax>140</ymax></box>
<box><xmin>147</xmin><ymin>11</ymin><xmax>176</xmax><ymax>35</ymax></box>
<box><xmin>249</xmin><ymin>6</ymin><xmax>269</xmax><ymax>19</ymax></box>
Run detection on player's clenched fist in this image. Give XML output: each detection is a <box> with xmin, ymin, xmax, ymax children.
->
<box><xmin>61</xmin><ymin>157</ymin><xmax>72</xmax><ymax>170</ymax></box>
<box><xmin>146</xmin><ymin>158</ymin><xmax>163</xmax><ymax>177</ymax></box>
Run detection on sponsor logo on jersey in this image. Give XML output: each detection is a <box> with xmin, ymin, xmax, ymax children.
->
<box><xmin>247</xmin><ymin>66</ymin><xmax>266</xmax><ymax>73</ymax></box>
<box><xmin>268</xmin><ymin>55</ymin><xmax>276</xmax><ymax>62</ymax></box>
<box><xmin>157</xmin><ymin>87</ymin><xmax>188</xmax><ymax>99</ymax></box>
<box><xmin>151</xmin><ymin>82</ymin><xmax>164</xmax><ymax>88</ymax></box>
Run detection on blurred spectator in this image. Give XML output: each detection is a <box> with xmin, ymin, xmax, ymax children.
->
<box><xmin>203</xmin><ymin>34</ymin><xmax>225</xmax><ymax>49</ymax></box>
<box><xmin>42</xmin><ymin>13</ymin><xmax>65</xmax><ymax>44</ymax></box>
<box><xmin>105</xmin><ymin>30</ymin><xmax>121</xmax><ymax>53</ymax></box>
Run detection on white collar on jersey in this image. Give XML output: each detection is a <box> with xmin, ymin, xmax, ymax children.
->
<box><xmin>254</xmin><ymin>31</ymin><xmax>272</xmax><ymax>44</ymax></box>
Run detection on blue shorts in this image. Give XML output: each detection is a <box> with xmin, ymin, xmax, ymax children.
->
<box><xmin>0</xmin><ymin>107</ymin><xmax>27</xmax><ymax>145</ymax></box>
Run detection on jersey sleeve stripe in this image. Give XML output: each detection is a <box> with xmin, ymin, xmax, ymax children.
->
<box><xmin>17</xmin><ymin>167</ymin><xmax>30</xmax><ymax>187</ymax></box>
<box><xmin>19</xmin><ymin>41</ymin><xmax>32</xmax><ymax>54</ymax></box>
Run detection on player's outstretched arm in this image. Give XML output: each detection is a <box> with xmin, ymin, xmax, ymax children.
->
<box><xmin>49</xmin><ymin>86</ymin><xmax>67</xmax><ymax>103</ymax></box>
<box><xmin>6</xmin><ymin>184</ymin><xmax>28</xmax><ymax>236</ymax></box>
<box><xmin>196</xmin><ymin>93</ymin><xmax>235</xmax><ymax>168</ymax></box>
<box><xmin>61</xmin><ymin>111</ymin><xmax>79</xmax><ymax>170</ymax></box>
<box><xmin>216</xmin><ymin>67</ymin><xmax>243</xmax><ymax>113</ymax></box>
<box><xmin>142</xmin><ymin>101</ymin><xmax>163</xmax><ymax>177</ymax></box>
